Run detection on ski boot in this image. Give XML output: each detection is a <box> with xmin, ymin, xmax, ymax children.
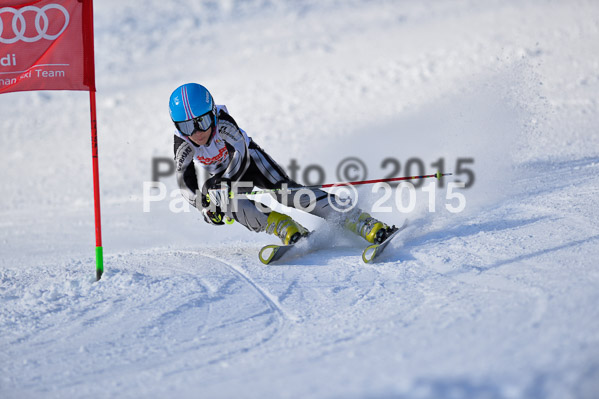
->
<box><xmin>266</xmin><ymin>211</ymin><xmax>309</xmax><ymax>245</ymax></box>
<box><xmin>344</xmin><ymin>211</ymin><xmax>396</xmax><ymax>244</ymax></box>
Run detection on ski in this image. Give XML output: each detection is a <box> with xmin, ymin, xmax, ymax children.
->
<box><xmin>361</xmin><ymin>220</ymin><xmax>409</xmax><ymax>263</ymax></box>
<box><xmin>259</xmin><ymin>220</ymin><xmax>408</xmax><ymax>265</ymax></box>
<box><xmin>258</xmin><ymin>233</ymin><xmax>313</xmax><ymax>265</ymax></box>
<box><xmin>258</xmin><ymin>243</ymin><xmax>296</xmax><ymax>265</ymax></box>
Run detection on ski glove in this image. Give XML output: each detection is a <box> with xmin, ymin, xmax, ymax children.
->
<box><xmin>201</xmin><ymin>208</ymin><xmax>225</xmax><ymax>226</ymax></box>
<box><xmin>206</xmin><ymin>178</ymin><xmax>232</xmax><ymax>209</ymax></box>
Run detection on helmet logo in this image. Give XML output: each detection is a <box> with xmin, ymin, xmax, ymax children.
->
<box><xmin>173</xmin><ymin>96</ymin><xmax>180</xmax><ymax>105</ymax></box>
<box><xmin>206</xmin><ymin>91</ymin><xmax>210</xmax><ymax>104</ymax></box>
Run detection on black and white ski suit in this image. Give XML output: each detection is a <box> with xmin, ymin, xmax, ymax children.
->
<box><xmin>173</xmin><ymin>105</ymin><xmax>350</xmax><ymax>232</ymax></box>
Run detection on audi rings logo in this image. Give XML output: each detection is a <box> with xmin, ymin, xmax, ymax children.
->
<box><xmin>0</xmin><ymin>5</ymin><xmax>70</xmax><ymax>44</ymax></box>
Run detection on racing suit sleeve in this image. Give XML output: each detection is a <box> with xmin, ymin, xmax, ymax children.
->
<box><xmin>173</xmin><ymin>135</ymin><xmax>202</xmax><ymax>209</ymax></box>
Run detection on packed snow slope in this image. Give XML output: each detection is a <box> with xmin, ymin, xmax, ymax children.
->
<box><xmin>1</xmin><ymin>1</ymin><xmax>599</xmax><ymax>398</ymax></box>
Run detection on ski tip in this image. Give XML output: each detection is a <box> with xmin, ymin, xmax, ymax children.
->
<box><xmin>362</xmin><ymin>245</ymin><xmax>378</xmax><ymax>263</ymax></box>
<box><xmin>258</xmin><ymin>245</ymin><xmax>278</xmax><ymax>264</ymax></box>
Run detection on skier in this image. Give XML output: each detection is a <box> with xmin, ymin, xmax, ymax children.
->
<box><xmin>169</xmin><ymin>83</ymin><xmax>395</xmax><ymax>246</ymax></box>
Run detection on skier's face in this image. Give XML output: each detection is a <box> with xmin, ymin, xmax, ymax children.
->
<box><xmin>189</xmin><ymin>125</ymin><xmax>213</xmax><ymax>146</ymax></box>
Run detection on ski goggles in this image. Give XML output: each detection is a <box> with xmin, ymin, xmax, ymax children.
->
<box><xmin>174</xmin><ymin>112</ymin><xmax>214</xmax><ymax>136</ymax></box>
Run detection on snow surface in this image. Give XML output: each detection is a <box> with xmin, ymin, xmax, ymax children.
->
<box><xmin>1</xmin><ymin>0</ymin><xmax>599</xmax><ymax>398</ymax></box>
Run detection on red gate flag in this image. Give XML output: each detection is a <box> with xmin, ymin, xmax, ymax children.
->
<box><xmin>0</xmin><ymin>0</ymin><xmax>95</xmax><ymax>93</ymax></box>
<box><xmin>0</xmin><ymin>0</ymin><xmax>103</xmax><ymax>280</ymax></box>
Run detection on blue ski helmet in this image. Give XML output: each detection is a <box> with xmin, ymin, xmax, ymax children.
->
<box><xmin>169</xmin><ymin>83</ymin><xmax>217</xmax><ymax>132</ymax></box>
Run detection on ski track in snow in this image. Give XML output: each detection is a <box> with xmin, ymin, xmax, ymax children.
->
<box><xmin>2</xmin><ymin>0</ymin><xmax>599</xmax><ymax>398</ymax></box>
<box><xmin>1</xmin><ymin>250</ymin><xmax>289</xmax><ymax>397</ymax></box>
<box><xmin>191</xmin><ymin>250</ymin><xmax>300</xmax><ymax>323</ymax></box>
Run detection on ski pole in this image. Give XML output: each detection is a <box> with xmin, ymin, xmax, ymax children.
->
<box><xmin>236</xmin><ymin>171</ymin><xmax>453</xmax><ymax>197</ymax></box>
<box><xmin>222</xmin><ymin>172</ymin><xmax>451</xmax><ymax>225</ymax></box>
